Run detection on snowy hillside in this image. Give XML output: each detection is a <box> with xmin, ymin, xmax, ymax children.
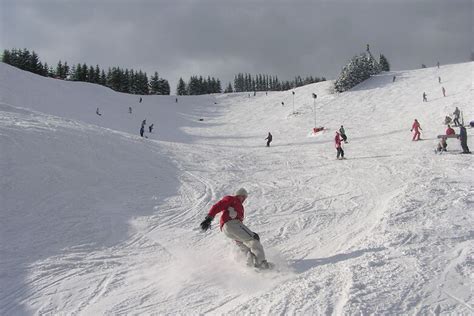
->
<box><xmin>1</xmin><ymin>61</ymin><xmax>473</xmax><ymax>315</ymax></box>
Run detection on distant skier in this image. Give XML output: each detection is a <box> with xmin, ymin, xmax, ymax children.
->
<box><xmin>458</xmin><ymin>125</ymin><xmax>471</xmax><ymax>153</ymax></box>
<box><xmin>139</xmin><ymin>97</ymin><xmax>142</xmax><ymax>103</ymax></box>
<box><xmin>422</xmin><ymin>92</ymin><xmax>427</xmax><ymax>102</ymax></box>
<box><xmin>129</xmin><ymin>106</ymin><xmax>132</xmax><ymax>114</ymax></box>
<box><xmin>453</xmin><ymin>107</ymin><xmax>461</xmax><ymax>126</ymax></box>
<box><xmin>335</xmin><ymin>131</ymin><xmax>345</xmax><ymax>160</ymax></box>
<box><xmin>442</xmin><ymin>86</ymin><xmax>446</xmax><ymax>97</ymax></box>
<box><xmin>445</xmin><ymin>125</ymin><xmax>455</xmax><ymax>136</ymax></box>
<box><xmin>392</xmin><ymin>75</ymin><xmax>396</xmax><ymax>82</ymax></box>
<box><xmin>96</xmin><ymin>107</ymin><xmax>102</xmax><ymax>116</ymax></box>
<box><xmin>438</xmin><ymin>76</ymin><xmax>441</xmax><ymax>84</ymax></box>
<box><xmin>149</xmin><ymin>124</ymin><xmax>154</xmax><ymax>133</ymax></box>
<box><xmin>339</xmin><ymin>125</ymin><xmax>348</xmax><ymax>143</ymax></box>
<box><xmin>436</xmin><ymin>136</ymin><xmax>447</xmax><ymax>153</ymax></box>
<box><xmin>411</xmin><ymin>119</ymin><xmax>422</xmax><ymax>141</ymax></box>
<box><xmin>141</xmin><ymin>119</ymin><xmax>146</xmax><ymax>128</ymax></box>
<box><xmin>265</xmin><ymin>132</ymin><xmax>273</xmax><ymax>147</ymax></box>
<box><xmin>437</xmin><ymin>61</ymin><xmax>440</xmax><ymax>68</ymax></box>
<box><xmin>175</xmin><ymin>97</ymin><xmax>178</xmax><ymax>103</ymax></box>
<box><xmin>140</xmin><ymin>125</ymin><xmax>145</xmax><ymax>137</ymax></box>
<box><xmin>199</xmin><ymin>188</ymin><xmax>271</xmax><ymax>269</ymax></box>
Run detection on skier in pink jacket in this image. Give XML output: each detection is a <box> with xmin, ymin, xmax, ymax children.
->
<box><xmin>200</xmin><ymin>188</ymin><xmax>270</xmax><ymax>269</ymax></box>
<box><xmin>411</xmin><ymin>119</ymin><xmax>422</xmax><ymax>141</ymax></box>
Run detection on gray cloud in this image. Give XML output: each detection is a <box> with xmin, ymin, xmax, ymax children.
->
<box><xmin>1</xmin><ymin>0</ymin><xmax>472</xmax><ymax>91</ymax></box>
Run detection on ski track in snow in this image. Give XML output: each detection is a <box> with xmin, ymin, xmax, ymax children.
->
<box><xmin>0</xmin><ymin>62</ymin><xmax>473</xmax><ymax>314</ymax></box>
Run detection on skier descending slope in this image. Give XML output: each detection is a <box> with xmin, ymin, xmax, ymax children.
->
<box><xmin>200</xmin><ymin>188</ymin><xmax>272</xmax><ymax>270</ymax></box>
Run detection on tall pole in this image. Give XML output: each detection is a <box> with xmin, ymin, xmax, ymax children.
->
<box><xmin>312</xmin><ymin>93</ymin><xmax>317</xmax><ymax>127</ymax></box>
<box><xmin>292</xmin><ymin>91</ymin><xmax>295</xmax><ymax>114</ymax></box>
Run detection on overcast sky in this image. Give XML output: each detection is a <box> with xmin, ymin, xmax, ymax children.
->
<box><xmin>1</xmin><ymin>0</ymin><xmax>472</xmax><ymax>91</ymax></box>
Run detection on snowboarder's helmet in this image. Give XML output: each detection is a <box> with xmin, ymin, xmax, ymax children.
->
<box><xmin>235</xmin><ymin>188</ymin><xmax>248</xmax><ymax>197</ymax></box>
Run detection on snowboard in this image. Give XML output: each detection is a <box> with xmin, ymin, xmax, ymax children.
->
<box><xmin>252</xmin><ymin>261</ymin><xmax>276</xmax><ymax>272</ymax></box>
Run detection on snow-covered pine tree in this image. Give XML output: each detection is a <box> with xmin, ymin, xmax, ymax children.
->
<box><xmin>149</xmin><ymin>72</ymin><xmax>160</xmax><ymax>94</ymax></box>
<box><xmin>379</xmin><ymin>54</ymin><xmax>390</xmax><ymax>71</ymax></box>
<box><xmin>334</xmin><ymin>46</ymin><xmax>382</xmax><ymax>93</ymax></box>
<box><xmin>177</xmin><ymin>78</ymin><xmax>187</xmax><ymax>95</ymax></box>
<box><xmin>224</xmin><ymin>82</ymin><xmax>233</xmax><ymax>93</ymax></box>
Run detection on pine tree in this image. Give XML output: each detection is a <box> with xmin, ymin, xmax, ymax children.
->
<box><xmin>334</xmin><ymin>46</ymin><xmax>382</xmax><ymax>93</ymax></box>
<box><xmin>149</xmin><ymin>72</ymin><xmax>160</xmax><ymax>94</ymax></box>
<box><xmin>224</xmin><ymin>82</ymin><xmax>233</xmax><ymax>93</ymax></box>
<box><xmin>177</xmin><ymin>77</ymin><xmax>187</xmax><ymax>95</ymax></box>
<box><xmin>379</xmin><ymin>54</ymin><xmax>390</xmax><ymax>71</ymax></box>
<box><xmin>56</xmin><ymin>60</ymin><xmax>63</xmax><ymax>78</ymax></box>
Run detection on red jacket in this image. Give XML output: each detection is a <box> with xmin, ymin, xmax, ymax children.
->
<box><xmin>335</xmin><ymin>133</ymin><xmax>342</xmax><ymax>148</ymax></box>
<box><xmin>446</xmin><ymin>127</ymin><xmax>455</xmax><ymax>135</ymax></box>
<box><xmin>208</xmin><ymin>195</ymin><xmax>245</xmax><ymax>229</ymax></box>
<box><xmin>412</xmin><ymin>121</ymin><xmax>421</xmax><ymax>132</ymax></box>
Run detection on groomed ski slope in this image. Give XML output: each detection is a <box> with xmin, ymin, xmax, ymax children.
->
<box><xmin>0</xmin><ymin>61</ymin><xmax>472</xmax><ymax>315</ymax></box>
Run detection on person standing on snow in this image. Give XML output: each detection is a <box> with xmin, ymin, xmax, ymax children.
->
<box><xmin>453</xmin><ymin>107</ymin><xmax>461</xmax><ymax>126</ymax></box>
<box><xmin>140</xmin><ymin>125</ymin><xmax>145</xmax><ymax>137</ymax></box>
<box><xmin>335</xmin><ymin>131</ymin><xmax>345</xmax><ymax>160</ymax></box>
<box><xmin>422</xmin><ymin>92</ymin><xmax>428</xmax><ymax>102</ymax></box>
<box><xmin>458</xmin><ymin>125</ymin><xmax>471</xmax><ymax>154</ymax></box>
<box><xmin>149</xmin><ymin>124</ymin><xmax>154</xmax><ymax>133</ymax></box>
<box><xmin>199</xmin><ymin>188</ymin><xmax>271</xmax><ymax>269</ymax></box>
<box><xmin>265</xmin><ymin>132</ymin><xmax>273</xmax><ymax>147</ymax></box>
<box><xmin>411</xmin><ymin>119</ymin><xmax>422</xmax><ymax>141</ymax></box>
<box><xmin>339</xmin><ymin>125</ymin><xmax>348</xmax><ymax>143</ymax></box>
<box><xmin>442</xmin><ymin>86</ymin><xmax>446</xmax><ymax>97</ymax></box>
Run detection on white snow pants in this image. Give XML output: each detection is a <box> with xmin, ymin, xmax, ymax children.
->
<box><xmin>222</xmin><ymin>219</ymin><xmax>266</xmax><ymax>265</ymax></box>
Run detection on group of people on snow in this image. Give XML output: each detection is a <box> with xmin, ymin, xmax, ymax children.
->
<box><xmin>432</xmin><ymin>106</ymin><xmax>470</xmax><ymax>154</ymax></box>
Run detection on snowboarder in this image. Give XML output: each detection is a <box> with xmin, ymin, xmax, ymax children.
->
<box><xmin>442</xmin><ymin>86</ymin><xmax>446</xmax><ymax>97</ymax></box>
<box><xmin>423</xmin><ymin>92</ymin><xmax>427</xmax><ymax>102</ymax></box>
<box><xmin>149</xmin><ymin>124</ymin><xmax>154</xmax><ymax>133</ymax></box>
<box><xmin>339</xmin><ymin>125</ymin><xmax>348</xmax><ymax>143</ymax></box>
<box><xmin>140</xmin><ymin>125</ymin><xmax>145</xmax><ymax>137</ymax></box>
<box><xmin>411</xmin><ymin>119</ymin><xmax>422</xmax><ymax>141</ymax></box>
<box><xmin>445</xmin><ymin>125</ymin><xmax>455</xmax><ymax>136</ymax></box>
<box><xmin>335</xmin><ymin>131</ymin><xmax>345</xmax><ymax>160</ymax></box>
<box><xmin>436</xmin><ymin>136</ymin><xmax>447</xmax><ymax>153</ymax></box>
<box><xmin>96</xmin><ymin>107</ymin><xmax>102</xmax><ymax>116</ymax></box>
<box><xmin>458</xmin><ymin>125</ymin><xmax>471</xmax><ymax>153</ymax></box>
<box><xmin>199</xmin><ymin>188</ymin><xmax>271</xmax><ymax>269</ymax></box>
<box><xmin>129</xmin><ymin>106</ymin><xmax>132</xmax><ymax>114</ymax></box>
<box><xmin>453</xmin><ymin>107</ymin><xmax>461</xmax><ymax>126</ymax></box>
<box><xmin>139</xmin><ymin>97</ymin><xmax>142</xmax><ymax>103</ymax></box>
<box><xmin>265</xmin><ymin>132</ymin><xmax>273</xmax><ymax>147</ymax></box>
